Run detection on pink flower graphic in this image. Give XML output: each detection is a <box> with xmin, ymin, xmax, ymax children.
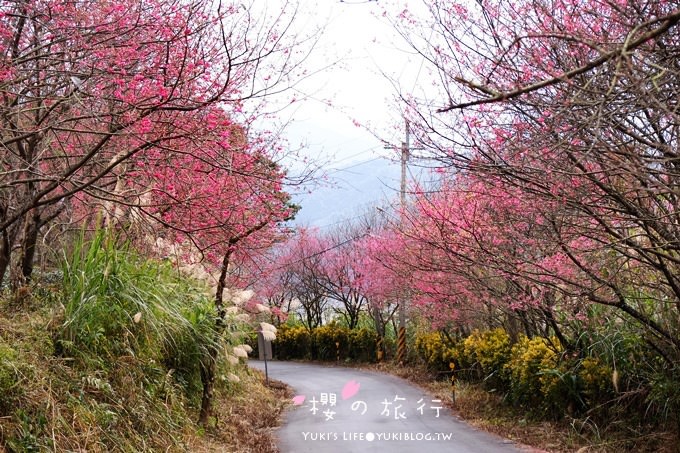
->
<box><xmin>341</xmin><ymin>380</ymin><xmax>361</xmax><ymax>400</ymax></box>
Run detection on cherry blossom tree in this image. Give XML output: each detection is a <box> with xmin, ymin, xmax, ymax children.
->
<box><xmin>0</xmin><ymin>0</ymin><xmax>312</xmax><ymax>288</ymax></box>
<box><xmin>313</xmin><ymin>225</ymin><xmax>372</xmax><ymax>329</ymax></box>
<box><xmin>360</xmin><ymin>226</ymin><xmax>405</xmax><ymax>356</ymax></box>
<box><xmin>387</xmin><ymin>0</ymin><xmax>680</xmax><ymax>360</ymax></box>
<box><xmin>0</xmin><ymin>0</ymin><xmax>319</xmax><ymax>425</ymax></box>
<box><xmin>257</xmin><ymin>228</ymin><xmax>329</xmax><ymax>329</ymax></box>
<box><xmin>246</xmin><ymin>244</ymin><xmax>301</xmax><ymax>325</ymax></box>
<box><xmin>253</xmin><ymin>222</ymin><xmax>380</xmax><ymax>330</ymax></box>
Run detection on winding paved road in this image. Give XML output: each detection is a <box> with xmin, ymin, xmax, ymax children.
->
<box><xmin>249</xmin><ymin>360</ymin><xmax>525</xmax><ymax>453</ymax></box>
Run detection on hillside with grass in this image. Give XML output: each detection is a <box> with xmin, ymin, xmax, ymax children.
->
<box><xmin>0</xmin><ymin>231</ymin><xmax>288</xmax><ymax>452</ymax></box>
<box><xmin>0</xmin><ymin>1</ymin><xmax>309</xmax><ymax>449</ymax></box>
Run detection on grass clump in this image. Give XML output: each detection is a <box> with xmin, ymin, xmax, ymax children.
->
<box><xmin>0</xmin><ymin>229</ymin><xmax>288</xmax><ymax>452</ymax></box>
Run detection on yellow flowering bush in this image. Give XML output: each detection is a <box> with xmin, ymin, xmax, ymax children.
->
<box><xmin>312</xmin><ymin>323</ymin><xmax>350</xmax><ymax>361</ymax></box>
<box><xmin>414</xmin><ymin>331</ymin><xmax>457</xmax><ymax>371</ymax></box>
<box><xmin>273</xmin><ymin>325</ymin><xmax>312</xmax><ymax>360</ymax></box>
<box><xmin>461</xmin><ymin>328</ymin><xmax>511</xmax><ymax>388</ymax></box>
<box><xmin>348</xmin><ymin>328</ymin><xmax>378</xmax><ymax>362</ymax></box>
<box><xmin>273</xmin><ymin>324</ymin><xmax>377</xmax><ymax>362</ymax></box>
<box><xmin>578</xmin><ymin>356</ymin><xmax>613</xmax><ymax>402</ymax></box>
<box><xmin>507</xmin><ymin>335</ymin><xmax>559</xmax><ymax>395</ymax></box>
<box><xmin>410</xmin><ymin>327</ymin><xmax>621</xmax><ymax>419</ymax></box>
<box><xmin>505</xmin><ymin>334</ymin><xmax>580</xmax><ymax>416</ymax></box>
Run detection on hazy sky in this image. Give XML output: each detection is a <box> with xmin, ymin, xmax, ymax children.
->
<box><xmin>265</xmin><ymin>0</ymin><xmax>428</xmax><ymax>226</ymax></box>
<box><xmin>281</xmin><ymin>0</ymin><xmax>409</xmax><ymax>158</ymax></box>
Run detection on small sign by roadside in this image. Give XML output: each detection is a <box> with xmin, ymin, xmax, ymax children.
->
<box><xmin>258</xmin><ymin>331</ymin><xmax>273</xmax><ymax>360</ymax></box>
<box><xmin>257</xmin><ymin>330</ymin><xmax>273</xmax><ymax>385</ymax></box>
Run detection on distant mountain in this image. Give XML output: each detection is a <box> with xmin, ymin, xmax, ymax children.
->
<box><xmin>292</xmin><ymin>157</ymin><xmax>401</xmax><ymax>228</ymax></box>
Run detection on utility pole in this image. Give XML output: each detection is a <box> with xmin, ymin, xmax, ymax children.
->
<box><xmin>396</xmin><ymin>119</ymin><xmax>409</xmax><ymax>365</ymax></box>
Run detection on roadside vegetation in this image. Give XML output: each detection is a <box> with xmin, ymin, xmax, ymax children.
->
<box><xmin>0</xmin><ymin>231</ymin><xmax>286</xmax><ymax>452</ymax></box>
<box><xmin>259</xmin><ymin>313</ymin><xmax>679</xmax><ymax>452</ymax></box>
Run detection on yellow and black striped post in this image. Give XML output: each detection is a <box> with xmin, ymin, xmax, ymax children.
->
<box><xmin>376</xmin><ymin>336</ymin><xmax>384</xmax><ymax>362</ymax></box>
<box><xmin>396</xmin><ymin>326</ymin><xmax>406</xmax><ymax>365</ymax></box>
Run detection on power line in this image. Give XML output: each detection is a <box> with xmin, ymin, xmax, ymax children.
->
<box><xmin>326</xmin><ymin>156</ymin><xmax>386</xmax><ymax>175</ymax></box>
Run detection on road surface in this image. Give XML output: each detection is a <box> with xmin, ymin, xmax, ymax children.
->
<box><xmin>249</xmin><ymin>360</ymin><xmax>524</xmax><ymax>453</ymax></box>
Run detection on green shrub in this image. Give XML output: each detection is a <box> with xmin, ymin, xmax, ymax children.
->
<box><xmin>0</xmin><ymin>228</ymin><xmax>277</xmax><ymax>451</ymax></box>
<box><xmin>576</xmin><ymin>317</ymin><xmax>676</xmax><ymax>426</ymax></box>
<box><xmin>161</xmin><ymin>295</ymin><xmax>217</xmax><ymax>402</ymax></box>
<box><xmin>6</xmin><ymin>408</ymin><xmax>51</xmax><ymax>452</ymax></box>
<box><xmin>61</xmin><ymin>231</ymin><xmax>208</xmax><ymax>348</ymax></box>
<box><xmin>57</xmin><ymin>229</ymin><xmax>222</xmax><ymax>404</ymax></box>
<box><xmin>0</xmin><ymin>343</ymin><xmax>24</xmax><ymax>414</ymax></box>
<box><xmin>647</xmin><ymin>368</ymin><xmax>680</xmax><ymax>424</ymax></box>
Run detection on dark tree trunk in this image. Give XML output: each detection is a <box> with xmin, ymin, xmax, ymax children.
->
<box><xmin>199</xmin><ymin>246</ymin><xmax>233</xmax><ymax>425</ymax></box>
<box><xmin>20</xmin><ymin>209</ymin><xmax>41</xmax><ymax>282</ymax></box>
<box><xmin>198</xmin><ymin>220</ymin><xmax>271</xmax><ymax>425</ymax></box>
<box><xmin>371</xmin><ymin>304</ymin><xmax>386</xmax><ymax>361</ymax></box>
<box><xmin>0</xmin><ymin>229</ymin><xmax>11</xmax><ymax>289</ymax></box>
<box><xmin>0</xmin><ymin>205</ymin><xmax>21</xmax><ymax>289</ymax></box>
